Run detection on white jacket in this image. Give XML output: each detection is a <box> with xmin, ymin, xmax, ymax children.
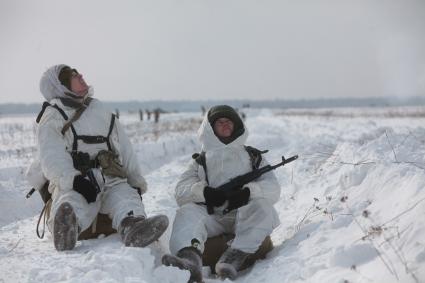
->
<box><xmin>28</xmin><ymin>97</ymin><xmax>147</xmax><ymax>195</ymax></box>
<box><xmin>28</xmin><ymin>64</ymin><xmax>147</xmax><ymax>194</ymax></box>
<box><xmin>175</xmin><ymin>112</ymin><xmax>281</xmax><ymax>208</ymax></box>
<box><xmin>27</xmin><ymin>65</ymin><xmax>147</xmax><ymax>193</ymax></box>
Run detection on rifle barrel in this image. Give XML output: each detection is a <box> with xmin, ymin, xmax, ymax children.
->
<box><xmin>270</xmin><ymin>155</ymin><xmax>298</xmax><ymax>169</ymax></box>
<box><xmin>285</xmin><ymin>155</ymin><xmax>299</xmax><ymax>163</ymax></box>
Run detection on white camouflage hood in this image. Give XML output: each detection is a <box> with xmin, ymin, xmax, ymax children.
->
<box><xmin>198</xmin><ymin>109</ymin><xmax>248</xmax><ymax>151</ymax></box>
<box><xmin>39</xmin><ymin>64</ymin><xmax>92</xmax><ymax>102</ymax></box>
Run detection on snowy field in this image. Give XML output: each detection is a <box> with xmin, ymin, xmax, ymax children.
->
<box><xmin>1</xmin><ymin>107</ymin><xmax>425</xmax><ymax>283</ymax></box>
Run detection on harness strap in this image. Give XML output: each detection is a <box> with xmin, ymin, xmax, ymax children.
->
<box><xmin>36</xmin><ymin>199</ymin><xmax>52</xmax><ymax>239</ymax></box>
<box><xmin>37</xmin><ymin>100</ymin><xmax>115</xmax><ymax>152</ymax></box>
<box><xmin>36</xmin><ymin>102</ymin><xmax>69</xmax><ymax>123</ymax></box>
<box><xmin>136</xmin><ymin>187</ymin><xmax>143</xmax><ymax>202</ymax></box>
<box><xmin>71</xmin><ymin>126</ymin><xmax>78</xmax><ymax>151</ymax></box>
<box><xmin>77</xmin><ymin>135</ymin><xmax>108</xmax><ymax>144</ymax></box>
<box><xmin>36</xmin><ymin>102</ymin><xmax>51</xmax><ymax>123</ymax></box>
<box><xmin>52</xmin><ymin>105</ymin><xmax>69</xmax><ymax>120</ymax></box>
<box><xmin>106</xmin><ymin>114</ymin><xmax>116</xmax><ymax>151</ymax></box>
<box><xmin>192</xmin><ymin>152</ymin><xmax>208</xmax><ymax>184</ymax></box>
<box><xmin>244</xmin><ymin>146</ymin><xmax>268</xmax><ymax>170</ymax></box>
<box><xmin>61</xmin><ymin>97</ymin><xmax>93</xmax><ymax>135</ymax></box>
<box><xmin>71</xmin><ymin>114</ymin><xmax>115</xmax><ymax>152</ymax></box>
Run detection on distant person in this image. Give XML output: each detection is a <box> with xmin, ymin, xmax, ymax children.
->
<box><xmin>139</xmin><ymin>109</ymin><xmax>143</xmax><ymax>121</ymax></box>
<box><xmin>26</xmin><ymin>64</ymin><xmax>168</xmax><ymax>251</ymax></box>
<box><xmin>154</xmin><ymin>108</ymin><xmax>160</xmax><ymax>123</ymax></box>
<box><xmin>201</xmin><ymin>105</ymin><xmax>206</xmax><ymax>116</ymax></box>
<box><xmin>162</xmin><ymin>105</ymin><xmax>281</xmax><ymax>281</ymax></box>
<box><xmin>146</xmin><ymin>109</ymin><xmax>151</xmax><ymax>120</ymax></box>
<box><xmin>115</xmin><ymin>108</ymin><xmax>120</xmax><ymax>118</ymax></box>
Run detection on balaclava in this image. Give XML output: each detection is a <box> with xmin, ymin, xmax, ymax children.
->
<box><xmin>208</xmin><ymin>105</ymin><xmax>245</xmax><ymax>144</ymax></box>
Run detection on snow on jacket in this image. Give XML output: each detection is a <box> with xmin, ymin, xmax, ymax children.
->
<box><xmin>175</xmin><ymin>112</ymin><xmax>281</xmax><ymax>208</ymax></box>
<box><xmin>33</xmin><ymin>97</ymin><xmax>147</xmax><ymax>195</ymax></box>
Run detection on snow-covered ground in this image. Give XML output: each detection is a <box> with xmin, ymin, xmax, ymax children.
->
<box><xmin>1</xmin><ymin>107</ymin><xmax>425</xmax><ymax>283</ymax></box>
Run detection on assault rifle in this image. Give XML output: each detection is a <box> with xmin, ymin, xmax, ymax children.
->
<box><xmin>207</xmin><ymin>154</ymin><xmax>299</xmax><ymax>214</ymax></box>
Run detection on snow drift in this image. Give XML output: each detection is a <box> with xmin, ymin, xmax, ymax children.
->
<box><xmin>1</xmin><ymin>108</ymin><xmax>424</xmax><ymax>283</ymax></box>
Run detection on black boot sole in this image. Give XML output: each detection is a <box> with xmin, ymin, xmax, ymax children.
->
<box><xmin>53</xmin><ymin>202</ymin><xmax>78</xmax><ymax>251</ymax></box>
<box><xmin>124</xmin><ymin>215</ymin><xmax>169</xmax><ymax>247</ymax></box>
<box><xmin>162</xmin><ymin>254</ymin><xmax>203</xmax><ymax>283</ymax></box>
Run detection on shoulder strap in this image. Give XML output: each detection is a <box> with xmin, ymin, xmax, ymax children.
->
<box><xmin>36</xmin><ymin>102</ymin><xmax>69</xmax><ymax>123</ymax></box>
<box><xmin>106</xmin><ymin>114</ymin><xmax>116</xmax><ymax>151</ymax></box>
<box><xmin>192</xmin><ymin>151</ymin><xmax>208</xmax><ymax>184</ymax></box>
<box><xmin>61</xmin><ymin>97</ymin><xmax>93</xmax><ymax>135</ymax></box>
<box><xmin>36</xmin><ymin>102</ymin><xmax>51</xmax><ymax>123</ymax></box>
<box><xmin>244</xmin><ymin>145</ymin><xmax>268</xmax><ymax>170</ymax></box>
<box><xmin>52</xmin><ymin>105</ymin><xmax>69</xmax><ymax>120</ymax></box>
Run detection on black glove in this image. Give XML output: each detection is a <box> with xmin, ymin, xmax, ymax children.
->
<box><xmin>223</xmin><ymin>187</ymin><xmax>251</xmax><ymax>214</ymax></box>
<box><xmin>203</xmin><ymin>186</ymin><xmax>226</xmax><ymax>207</ymax></box>
<box><xmin>73</xmin><ymin>175</ymin><xmax>98</xmax><ymax>203</ymax></box>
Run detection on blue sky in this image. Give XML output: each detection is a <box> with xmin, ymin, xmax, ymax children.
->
<box><xmin>0</xmin><ymin>0</ymin><xmax>424</xmax><ymax>103</ymax></box>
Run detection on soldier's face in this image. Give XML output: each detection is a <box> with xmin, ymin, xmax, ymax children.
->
<box><xmin>70</xmin><ymin>70</ymin><xmax>89</xmax><ymax>96</ymax></box>
<box><xmin>213</xmin><ymin>117</ymin><xmax>234</xmax><ymax>138</ymax></box>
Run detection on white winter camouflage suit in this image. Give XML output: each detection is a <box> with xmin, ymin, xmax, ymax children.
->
<box><xmin>169</xmin><ymin>110</ymin><xmax>281</xmax><ymax>254</ymax></box>
<box><xmin>26</xmin><ymin>65</ymin><xmax>147</xmax><ymax>232</ymax></box>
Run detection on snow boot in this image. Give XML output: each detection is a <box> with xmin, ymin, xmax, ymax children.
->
<box><xmin>215</xmin><ymin>248</ymin><xmax>251</xmax><ymax>280</ymax></box>
<box><xmin>53</xmin><ymin>202</ymin><xmax>79</xmax><ymax>251</ymax></box>
<box><xmin>119</xmin><ymin>214</ymin><xmax>169</xmax><ymax>247</ymax></box>
<box><xmin>162</xmin><ymin>246</ymin><xmax>203</xmax><ymax>283</ymax></box>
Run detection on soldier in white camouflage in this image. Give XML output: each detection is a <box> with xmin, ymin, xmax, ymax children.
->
<box><xmin>27</xmin><ymin>64</ymin><xmax>168</xmax><ymax>251</ymax></box>
<box><xmin>162</xmin><ymin>105</ymin><xmax>281</xmax><ymax>282</ymax></box>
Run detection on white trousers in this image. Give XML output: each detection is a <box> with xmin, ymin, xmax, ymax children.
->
<box><xmin>48</xmin><ymin>180</ymin><xmax>146</xmax><ymax>232</ymax></box>
<box><xmin>169</xmin><ymin>198</ymin><xmax>280</xmax><ymax>254</ymax></box>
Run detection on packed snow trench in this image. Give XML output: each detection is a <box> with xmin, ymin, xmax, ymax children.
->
<box><xmin>1</xmin><ymin>107</ymin><xmax>425</xmax><ymax>283</ymax></box>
